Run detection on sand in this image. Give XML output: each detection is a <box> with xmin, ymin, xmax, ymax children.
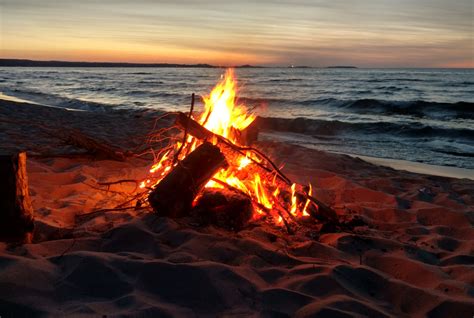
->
<box><xmin>335</xmin><ymin>154</ymin><xmax>474</xmax><ymax>181</ymax></box>
<box><xmin>0</xmin><ymin>98</ymin><xmax>473</xmax><ymax>317</ymax></box>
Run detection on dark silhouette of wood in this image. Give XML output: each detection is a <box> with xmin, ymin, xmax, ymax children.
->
<box><xmin>148</xmin><ymin>142</ymin><xmax>227</xmax><ymax>218</ymax></box>
<box><xmin>0</xmin><ymin>152</ymin><xmax>34</xmax><ymax>243</ymax></box>
<box><xmin>175</xmin><ymin>112</ymin><xmax>338</xmax><ymax>224</ymax></box>
<box><xmin>175</xmin><ymin>112</ymin><xmax>214</xmax><ymax>141</ymax></box>
<box><xmin>193</xmin><ymin>188</ymin><xmax>253</xmax><ymax>230</ymax></box>
<box><xmin>239</xmin><ymin>122</ymin><xmax>259</xmax><ymax>145</ymax></box>
<box><xmin>63</xmin><ymin>129</ymin><xmax>126</xmax><ymax>161</ymax></box>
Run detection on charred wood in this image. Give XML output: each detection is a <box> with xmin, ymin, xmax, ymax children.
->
<box><xmin>148</xmin><ymin>142</ymin><xmax>227</xmax><ymax>218</ymax></box>
<box><xmin>175</xmin><ymin>112</ymin><xmax>338</xmax><ymax>224</ymax></box>
<box><xmin>192</xmin><ymin>188</ymin><xmax>253</xmax><ymax>230</ymax></box>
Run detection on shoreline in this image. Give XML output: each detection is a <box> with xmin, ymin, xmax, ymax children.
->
<box><xmin>339</xmin><ymin>153</ymin><xmax>474</xmax><ymax>181</ymax></box>
<box><xmin>2</xmin><ymin>94</ymin><xmax>472</xmax><ymax>182</ymax></box>
<box><xmin>0</xmin><ymin>92</ymin><xmax>86</xmax><ymax>111</ymax></box>
<box><xmin>260</xmin><ymin>130</ymin><xmax>474</xmax><ymax>181</ymax></box>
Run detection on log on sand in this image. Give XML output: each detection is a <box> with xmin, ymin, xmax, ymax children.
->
<box><xmin>63</xmin><ymin>129</ymin><xmax>126</xmax><ymax>161</ymax></box>
<box><xmin>0</xmin><ymin>152</ymin><xmax>34</xmax><ymax>243</ymax></box>
<box><xmin>148</xmin><ymin>142</ymin><xmax>227</xmax><ymax>218</ymax></box>
<box><xmin>193</xmin><ymin>188</ymin><xmax>254</xmax><ymax>230</ymax></box>
<box><xmin>175</xmin><ymin>112</ymin><xmax>339</xmax><ymax>224</ymax></box>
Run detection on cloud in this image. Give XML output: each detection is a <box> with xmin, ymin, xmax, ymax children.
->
<box><xmin>1</xmin><ymin>0</ymin><xmax>472</xmax><ymax>66</ymax></box>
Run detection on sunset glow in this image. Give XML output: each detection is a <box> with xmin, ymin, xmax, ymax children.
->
<box><xmin>1</xmin><ymin>0</ymin><xmax>473</xmax><ymax>67</ymax></box>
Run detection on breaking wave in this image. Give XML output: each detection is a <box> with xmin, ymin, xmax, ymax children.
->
<box><xmin>239</xmin><ymin>97</ymin><xmax>473</xmax><ymax>119</ymax></box>
<box><xmin>256</xmin><ymin>116</ymin><xmax>474</xmax><ymax>140</ymax></box>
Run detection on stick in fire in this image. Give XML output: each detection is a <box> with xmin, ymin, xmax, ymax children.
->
<box><xmin>149</xmin><ymin>142</ymin><xmax>227</xmax><ymax>218</ymax></box>
<box><xmin>173</xmin><ymin>112</ymin><xmax>338</xmax><ymax>223</ymax></box>
<box><xmin>147</xmin><ymin>69</ymin><xmax>339</xmax><ymax>230</ymax></box>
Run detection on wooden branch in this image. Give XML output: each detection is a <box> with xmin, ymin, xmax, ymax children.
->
<box><xmin>62</xmin><ymin>129</ymin><xmax>127</xmax><ymax>161</ymax></box>
<box><xmin>175</xmin><ymin>112</ymin><xmax>338</xmax><ymax>224</ymax></box>
<box><xmin>175</xmin><ymin>112</ymin><xmax>214</xmax><ymax>141</ymax></box>
<box><xmin>234</xmin><ymin>121</ymin><xmax>259</xmax><ymax>146</ymax></box>
<box><xmin>97</xmin><ymin>179</ymin><xmax>138</xmax><ymax>186</ymax></box>
<box><xmin>175</xmin><ymin>112</ymin><xmax>290</xmax><ymax>182</ymax></box>
<box><xmin>193</xmin><ymin>188</ymin><xmax>253</xmax><ymax>230</ymax></box>
<box><xmin>148</xmin><ymin>142</ymin><xmax>227</xmax><ymax>218</ymax></box>
<box><xmin>173</xmin><ymin>93</ymin><xmax>195</xmax><ymax>163</ymax></box>
<box><xmin>0</xmin><ymin>152</ymin><xmax>35</xmax><ymax>243</ymax></box>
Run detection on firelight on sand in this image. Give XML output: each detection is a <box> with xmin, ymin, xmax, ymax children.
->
<box><xmin>142</xmin><ymin>69</ymin><xmax>313</xmax><ymax>225</ymax></box>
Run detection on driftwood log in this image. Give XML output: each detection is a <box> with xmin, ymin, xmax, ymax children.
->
<box><xmin>193</xmin><ymin>188</ymin><xmax>254</xmax><ymax>230</ymax></box>
<box><xmin>148</xmin><ymin>142</ymin><xmax>227</xmax><ymax>217</ymax></box>
<box><xmin>63</xmin><ymin>129</ymin><xmax>126</xmax><ymax>161</ymax></box>
<box><xmin>0</xmin><ymin>152</ymin><xmax>35</xmax><ymax>243</ymax></box>
<box><xmin>175</xmin><ymin>112</ymin><xmax>338</xmax><ymax>224</ymax></box>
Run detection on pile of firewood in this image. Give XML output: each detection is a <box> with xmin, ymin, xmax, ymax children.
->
<box><xmin>147</xmin><ymin>111</ymin><xmax>342</xmax><ymax>232</ymax></box>
<box><xmin>1</xmin><ymin>97</ymin><xmax>363</xmax><ymax>243</ymax></box>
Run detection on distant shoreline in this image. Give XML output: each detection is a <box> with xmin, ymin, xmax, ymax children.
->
<box><xmin>0</xmin><ymin>59</ymin><xmax>359</xmax><ymax>69</ymax></box>
<box><xmin>326</xmin><ymin>66</ymin><xmax>358</xmax><ymax>69</ymax></box>
<box><xmin>1</xmin><ymin>59</ymin><xmax>472</xmax><ymax>69</ymax></box>
<box><xmin>0</xmin><ymin>59</ymin><xmax>265</xmax><ymax>68</ymax></box>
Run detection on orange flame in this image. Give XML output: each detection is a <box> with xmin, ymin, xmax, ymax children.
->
<box><xmin>302</xmin><ymin>184</ymin><xmax>312</xmax><ymax>216</ymax></box>
<box><xmin>290</xmin><ymin>183</ymin><xmax>297</xmax><ymax>216</ymax></box>
<box><xmin>200</xmin><ymin>69</ymin><xmax>255</xmax><ymax>142</ymax></box>
<box><xmin>143</xmin><ymin>69</ymin><xmax>316</xmax><ymax>226</ymax></box>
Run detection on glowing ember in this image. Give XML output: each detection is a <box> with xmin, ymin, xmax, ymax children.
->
<box><xmin>143</xmin><ymin>69</ymin><xmax>315</xmax><ymax>226</ymax></box>
<box><xmin>290</xmin><ymin>183</ymin><xmax>297</xmax><ymax>216</ymax></box>
<box><xmin>302</xmin><ymin>184</ymin><xmax>312</xmax><ymax>216</ymax></box>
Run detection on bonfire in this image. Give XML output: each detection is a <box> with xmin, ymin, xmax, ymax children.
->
<box><xmin>1</xmin><ymin>69</ymin><xmax>342</xmax><ymax>243</ymax></box>
<box><xmin>140</xmin><ymin>69</ymin><xmax>338</xmax><ymax>232</ymax></box>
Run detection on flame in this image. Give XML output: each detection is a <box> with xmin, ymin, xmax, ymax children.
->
<box><xmin>302</xmin><ymin>183</ymin><xmax>312</xmax><ymax>216</ymax></box>
<box><xmin>253</xmin><ymin>174</ymin><xmax>273</xmax><ymax>210</ymax></box>
<box><xmin>150</xmin><ymin>150</ymin><xmax>170</xmax><ymax>173</ymax></box>
<box><xmin>238</xmin><ymin>153</ymin><xmax>252</xmax><ymax>170</ymax></box>
<box><xmin>200</xmin><ymin>69</ymin><xmax>255</xmax><ymax>142</ymax></box>
<box><xmin>290</xmin><ymin>183</ymin><xmax>297</xmax><ymax>216</ymax></box>
<box><xmin>143</xmin><ymin>69</ymin><xmax>316</xmax><ymax>226</ymax></box>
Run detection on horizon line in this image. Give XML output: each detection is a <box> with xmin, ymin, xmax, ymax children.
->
<box><xmin>0</xmin><ymin>58</ymin><xmax>473</xmax><ymax>69</ymax></box>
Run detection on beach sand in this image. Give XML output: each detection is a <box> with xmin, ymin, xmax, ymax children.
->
<box><xmin>0</xmin><ymin>99</ymin><xmax>473</xmax><ymax>317</ymax></box>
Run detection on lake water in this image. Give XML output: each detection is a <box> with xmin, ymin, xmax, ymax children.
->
<box><xmin>1</xmin><ymin>67</ymin><xmax>473</xmax><ymax>169</ymax></box>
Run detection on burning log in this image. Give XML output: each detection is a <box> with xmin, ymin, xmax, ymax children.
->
<box><xmin>148</xmin><ymin>142</ymin><xmax>227</xmax><ymax>217</ymax></box>
<box><xmin>0</xmin><ymin>152</ymin><xmax>35</xmax><ymax>243</ymax></box>
<box><xmin>175</xmin><ymin>112</ymin><xmax>214</xmax><ymax>141</ymax></box>
<box><xmin>175</xmin><ymin>112</ymin><xmax>284</xmax><ymax>180</ymax></box>
<box><xmin>175</xmin><ymin>112</ymin><xmax>338</xmax><ymax>224</ymax></box>
<box><xmin>232</xmin><ymin>122</ymin><xmax>259</xmax><ymax>146</ymax></box>
<box><xmin>193</xmin><ymin>188</ymin><xmax>253</xmax><ymax>230</ymax></box>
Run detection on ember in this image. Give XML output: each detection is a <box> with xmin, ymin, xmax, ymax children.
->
<box><xmin>144</xmin><ymin>69</ymin><xmax>336</xmax><ymax>230</ymax></box>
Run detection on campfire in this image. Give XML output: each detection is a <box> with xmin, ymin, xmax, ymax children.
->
<box><xmin>140</xmin><ymin>69</ymin><xmax>338</xmax><ymax>231</ymax></box>
<box><xmin>0</xmin><ymin>69</ymin><xmax>348</xmax><ymax>244</ymax></box>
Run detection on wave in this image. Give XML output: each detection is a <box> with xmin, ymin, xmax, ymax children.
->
<box><xmin>238</xmin><ymin>96</ymin><xmax>473</xmax><ymax>119</ymax></box>
<box><xmin>136</xmin><ymin>80</ymin><xmax>165</xmax><ymax>85</ymax></box>
<box><xmin>373</xmin><ymin>85</ymin><xmax>404</xmax><ymax>91</ymax></box>
<box><xmin>255</xmin><ymin>116</ymin><xmax>474</xmax><ymax>140</ymax></box>
<box><xmin>2</xmin><ymin>88</ymin><xmax>118</xmax><ymax>111</ymax></box>
<box><xmin>365</xmin><ymin>78</ymin><xmax>425</xmax><ymax>83</ymax></box>
<box><xmin>260</xmin><ymin>78</ymin><xmax>305</xmax><ymax>83</ymax></box>
<box><xmin>337</xmin><ymin>99</ymin><xmax>474</xmax><ymax>119</ymax></box>
<box><xmin>432</xmin><ymin>149</ymin><xmax>474</xmax><ymax>158</ymax></box>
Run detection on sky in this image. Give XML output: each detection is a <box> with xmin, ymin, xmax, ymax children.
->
<box><xmin>1</xmin><ymin>0</ymin><xmax>473</xmax><ymax>67</ymax></box>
